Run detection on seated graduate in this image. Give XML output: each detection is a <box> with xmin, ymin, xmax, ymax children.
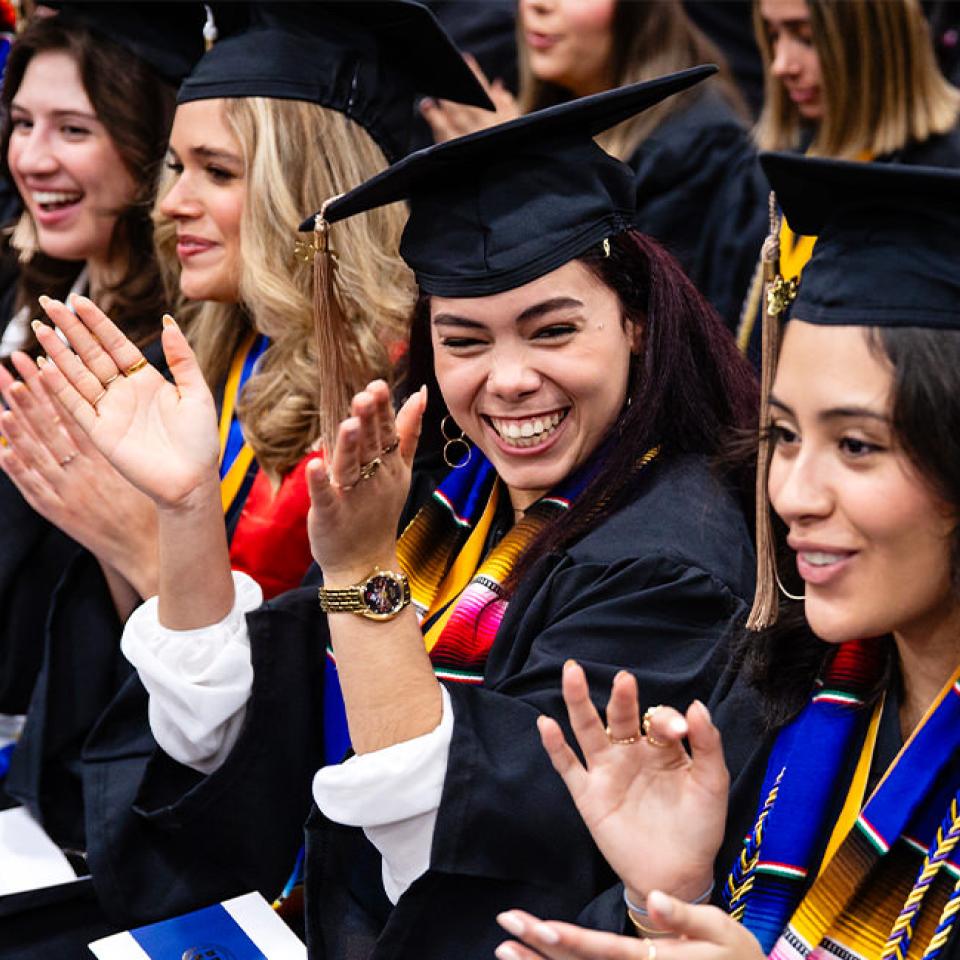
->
<box><xmin>0</xmin><ymin>0</ymin><xmax>205</xmax><ymax>720</ymax></box>
<box><xmin>39</xmin><ymin>69</ymin><xmax>757</xmax><ymax>954</ymax></box>
<box><xmin>494</xmin><ymin>157</ymin><xmax>960</xmax><ymax>960</ymax></box>
<box><xmin>0</xmin><ymin>1</ymin><xmax>490</xmax><ymax>952</ymax></box>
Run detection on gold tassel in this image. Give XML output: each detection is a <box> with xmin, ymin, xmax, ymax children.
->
<box><xmin>746</xmin><ymin>192</ymin><xmax>798</xmax><ymax>631</ymax></box>
<box><xmin>305</xmin><ymin>202</ymin><xmax>369</xmax><ymax>454</ymax></box>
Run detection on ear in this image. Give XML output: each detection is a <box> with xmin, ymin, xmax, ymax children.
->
<box><xmin>628</xmin><ymin>314</ymin><xmax>645</xmax><ymax>354</ymax></box>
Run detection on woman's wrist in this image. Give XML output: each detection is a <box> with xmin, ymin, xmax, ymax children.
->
<box><xmin>624</xmin><ymin>875</ymin><xmax>714</xmax><ymax>915</ymax></box>
<box><xmin>624</xmin><ymin>879</ymin><xmax>714</xmax><ymax>938</ymax></box>
<box><xmin>320</xmin><ymin>550</ymin><xmax>402</xmax><ymax>589</ymax></box>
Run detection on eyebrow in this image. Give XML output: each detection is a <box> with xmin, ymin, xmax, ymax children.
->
<box><xmin>167</xmin><ymin>144</ymin><xmax>243</xmax><ymax>166</ymax></box>
<box><xmin>432</xmin><ymin>296</ymin><xmax>584</xmax><ymax>329</ymax></box>
<box><xmin>10</xmin><ymin>104</ymin><xmax>99</xmax><ymax>123</ymax></box>
<box><xmin>768</xmin><ymin>395</ymin><xmax>890</xmax><ymax>424</ymax></box>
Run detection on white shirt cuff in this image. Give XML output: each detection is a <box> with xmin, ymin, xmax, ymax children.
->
<box><xmin>120</xmin><ymin>571</ymin><xmax>263</xmax><ymax>773</ymax></box>
<box><xmin>312</xmin><ymin>685</ymin><xmax>454</xmax><ymax>903</ymax></box>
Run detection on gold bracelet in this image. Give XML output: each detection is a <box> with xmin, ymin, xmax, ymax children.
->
<box><xmin>626</xmin><ymin>907</ymin><xmax>670</xmax><ymax>938</ymax></box>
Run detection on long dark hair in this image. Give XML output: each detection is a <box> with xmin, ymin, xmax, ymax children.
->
<box><xmin>0</xmin><ymin>15</ymin><xmax>176</xmax><ymax>350</ymax></box>
<box><xmin>735</xmin><ymin>326</ymin><xmax>960</xmax><ymax>728</ymax></box>
<box><xmin>406</xmin><ymin>228</ymin><xmax>759</xmax><ymax>587</ymax></box>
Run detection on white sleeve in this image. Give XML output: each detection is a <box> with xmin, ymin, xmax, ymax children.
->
<box><xmin>120</xmin><ymin>571</ymin><xmax>264</xmax><ymax>774</ymax></box>
<box><xmin>312</xmin><ymin>685</ymin><xmax>454</xmax><ymax>904</ymax></box>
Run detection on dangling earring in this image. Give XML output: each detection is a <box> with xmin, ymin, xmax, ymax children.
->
<box><xmin>441</xmin><ymin>415</ymin><xmax>471</xmax><ymax>469</ymax></box>
<box><xmin>774</xmin><ymin>569</ymin><xmax>805</xmax><ymax>602</ymax></box>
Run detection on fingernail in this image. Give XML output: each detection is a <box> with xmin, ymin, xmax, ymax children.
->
<box><xmin>162</xmin><ymin>313</ymin><xmax>178</xmax><ymax>329</ymax></box>
<box><xmin>496</xmin><ymin>912</ymin><xmax>524</xmax><ymax>936</ymax></box>
<box><xmin>30</xmin><ymin>319</ymin><xmax>43</xmax><ymax>333</ymax></box>
<box><xmin>563</xmin><ymin>658</ymin><xmax>578</xmax><ymax>673</ymax></box>
<box><xmin>37</xmin><ymin>295</ymin><xmax>50</xmax><ymax>307</ymax></box>
<box><xmin>75</xmin><ymin>294</ymin><xmax>92</xmax><ymax>306</ymax></box>
<box><xmin>648</xmin><ymin>890</ymin><xmax>673</xmax><ymax>918</ymax></box>
<box><xmin>420</xmin><ymin>97</ymin><xmax>437</xmax><ymax>110</ymax></box>
<box><xmin>494</xmin><ymin>946</ymin><xmax>520</xmax><ymax>960</ymax></box>
<box><xmin>670</xmin><ymin>717</ymin><xmax>688</xmax><ymax>736</ymax></box>
<box><xmin>36</xmin><ymin>356</ymin><xmax>49</xmax><ymax>368</ymax></box>
<box><xmin>693</xmin><ymin>699</ymin><xmax>712</xmax><ymax>722</ymax></box>
<box><xmin>533</xmin><ymin>923</ymin><xmax>559</xmax><ymax>945</ymax></box>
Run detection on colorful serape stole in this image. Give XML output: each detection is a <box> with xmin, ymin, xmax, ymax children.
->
<box><xmin>725</xmin><ymin>639</ymin><xmax>960</xmax><ymax>959</ymax></box>
<box><xmin>219</xmin><ymin>333</ymin><xmax>269</xmax><ymax>514</ymax></box>
<box><xmin>321</xmin><ymin>447</ymin><xmax>614</xmax><ymax>765</ymax></box>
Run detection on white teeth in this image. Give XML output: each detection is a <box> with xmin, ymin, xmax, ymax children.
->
<box><xmin>801</xmin><ymin>551</ymin><xmax>845</xmax><ymax>567</ymax></box>
<box><xmin>33</xmin><ymin>191</ymin><xmax>82</xmax><ymax>206</ymax></box>
<box><xmin>489</xmin><ymin>410</ymin><xmax>567</xmax><ymax>447</ymax></box>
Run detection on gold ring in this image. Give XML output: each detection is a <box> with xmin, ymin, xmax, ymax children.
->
<box><xmin>381</xmin><ymin>437</ymin><xmax>400</xmax><ymax>456</ymax></box>
<box><xmin>102</xmin><ymin>373</ymin><xmax>120</xmax><ymax>386</ymax></box>
<box><xmin>643</xmin><ymin>706</ymin><xmax>668</xmax><ymax>748</ymax></box>
<box><xmin>358</xmin><ymin>456</ymin><xmax>381</xmax><ymax>481</ymax></box>
<box><xmin>605</xmin><ymin>724</ymin><xmax>642</xmax><ymax>746</ymax></box>
<box><xmin>91</xmin><ymin>390</ymin><xmax>107</xmax><ymax>411</ymax></box>
<box><xmin>58</xmin><ymin>453</ymin><xmax>76</xmax><ymax>467</ymax></box>
<box><xmin>124</xmin><ymin>357</ymin><xmax>149</xmax><ymax>377</ymax></box>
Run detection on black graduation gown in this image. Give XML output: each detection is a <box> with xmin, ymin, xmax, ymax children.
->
<box><xmin>78</xmin><ymin>452</ymin><xmax>754</xmax><ymax>959</ymax></box>
<box><xmin>578</xmin><ymin>659</ymin><xmax>960</xmax><ymax>959</ymax></box>
<box><xmin>629</xmin><ymin>87</ymin><xmax>769</xmax><ymax>333</ymax></box>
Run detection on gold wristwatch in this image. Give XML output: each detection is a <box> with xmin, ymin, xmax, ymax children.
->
<box><xmin>318</xmin><ymin>568</ymin><xmax>411</xmax><ymax>621</ymax></box>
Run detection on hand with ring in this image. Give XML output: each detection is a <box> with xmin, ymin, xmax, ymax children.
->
<box><xmin>0</xmin><ymin>350</ymin><xmax>159</xmax><ymax>601</ymax></box>
<box><xmin>33</xmin><ymin>294</ymin><xmax>221</xmax><ymax>510</ymax></box>
<box><xmin>306</xmin><ymin>380</ymin><xmax>425</xmax><ymax>584</ymax></box>
<box><xmin>494</xmin><ymin>896</ymin><xmax>765</xmax><ymax>960</ymax></box>
<box><xmin>535</xmin><ymin>660</ymin><xmax>729</xmax><ymax>907</ymax></box>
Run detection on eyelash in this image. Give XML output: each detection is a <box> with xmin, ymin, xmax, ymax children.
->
<box><xmin>767</xmin><ymin>423</ymin><xmax>883</xmax><ymax>458</ymax></box>
<box><xmin>163</xmin><ymin>161</ymin><xmax>236</xmax><ymax>183</ymax></box>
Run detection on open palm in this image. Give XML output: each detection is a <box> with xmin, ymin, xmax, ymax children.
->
<box><xmin>34</xmin><ymin>296</ymin><xmax>219</xmax><ymax>509</ymax></box>
<box><xmin>539</xmin><ymin>662</ymin><xmax>729</xmax><ymax>902</ymax></box>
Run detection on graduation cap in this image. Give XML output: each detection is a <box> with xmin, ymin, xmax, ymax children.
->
<box><xmin>44</xmin><ymin>1</ymin><xmax>212</xmax><ymax>84</ymax></box>
<box><xmin>760</xmin><ymin>152</ymin><xmax>960</xmax><ymax>330</ymax></box>
<box><xmin>302</xmin><ymin>64</ymin><xmax>717</xmax><ymax>297</ymax></box>
<box><xmin>177</xmin><ymin>0</ymin><xmax>494</xmax><ymax>162</ymax></box>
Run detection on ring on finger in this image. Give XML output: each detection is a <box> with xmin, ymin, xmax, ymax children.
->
<box><xmin>102</xmin><ymin>373</ymin><xmax>120</xmax><ymax>386</ymax></box>
<box><xmin>605</xmin><ymin>724</ymin><xmax>642</xmax><ymax>746</ymax></box>
<box><xmin>358</xmin><ymin>456</ymin><xmax>382</xmax><ymax>481</ymax></box>
<box><xmin>381</xmin><ymin>437</ymin><xmax>399</xmax><ymax>456</ymax></box>
<box><xmin>91</xmin><ymin>390</ymin><xmax>107</xmax><ymax>413</ymax></box>
<box><xmin>124</xmin><ymin>357</ymin><xmax>149</xmax><ymax>377</ymax></box>
<box><xmin>643</xmin><ymin>706</ymin><xmax>668</xmax><ymax>748</ymax></box>
<box><xmin>58</xmin><ymin>452</ymin><xmax>77</xmax><ymax>467</ymax></box>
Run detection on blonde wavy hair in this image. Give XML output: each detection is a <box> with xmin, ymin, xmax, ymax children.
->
<box><xmin>753</xmin><ymin>0</ymin><xmax>960</xmax><ymax>158</ymax></box>
<box><xmin>517</xmin><ymin>0</ymin><xmax>746</xmax><ymax>162</ymax></box>
<box><xmin>154</xmin><ymin>97</ymin><xmax>415</xmax><ymax>479</ymax></box>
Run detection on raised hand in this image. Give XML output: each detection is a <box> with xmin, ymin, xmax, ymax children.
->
<box><xmin>34</xmin><ymin>294</ymin><xmax>220</xmax><ymax>509</ymax></box>
<box><xmin>0</xmin><ymin>350</ymin><xmax>159</xmax><ymax>598</ymax></box>
<box><xmin>420</xmin><ymin>53</ymin><xmax>520</xmax><ymax>143</ymax></box>
<box><xmin>494</xmin><ymin>893</ymin><xmax>765</xmax><ymax>960</ymax></box>
<box><xmin>306</xmin><ymin>380</ymin><xmax>425</xmax><ymax>583</ymax></box>
<box><xmin>537</xmin><ymin>661</ymin><xmax>729</xmax><ymax>905</ymax></box>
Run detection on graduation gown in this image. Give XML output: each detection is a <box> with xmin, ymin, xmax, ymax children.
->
<box><xmin>79</xmin><ymin>452</ymin><xmax>754</xmax><ymax>959</ymax></box>
<box><xmin>629</xmin><ymin>87</ymin><xmax>769</xmax><ymax>332</ymax></box>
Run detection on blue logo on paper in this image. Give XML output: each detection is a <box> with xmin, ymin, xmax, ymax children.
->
<box><xmin>182</xmin><ymin>948</ymin><xmax>237</xmax><ymax>960</ymax></box>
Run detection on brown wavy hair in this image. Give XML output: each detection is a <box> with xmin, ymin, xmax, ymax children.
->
<box><xmin>753</xmin><ymin>0</ymin><xmax>960</xmax><ymax>158</ymax></box>
<box><xmin>154</xmin><ymin>97</ymin><xmax>415</xmax><ymax>480</ymax></box>
<box><xmin>0</xmin><ymin>14</ymin><xmax>175</xmax><ymax>350</ymax></box>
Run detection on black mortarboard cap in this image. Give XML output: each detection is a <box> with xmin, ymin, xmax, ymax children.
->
<box><xmin>302</xmin><ymin>65</ymin><xmax>717</xmax><ymax>297</ymax></box>
<box><xmin>45</xmin><ymin>2</ymin><xmax>211</xmax><ymax>85</ymax></box>
<box><xmin>177</xmin><ymin>1</ymin><xmax>494</xmax><ymax>162</ymax></box>
<box><xmin>760</xmin><ymin>151</ymin><xmax>960</xmax><ymax>329</ymax></box>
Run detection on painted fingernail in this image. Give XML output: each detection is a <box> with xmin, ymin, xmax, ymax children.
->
<box><xmin>533</xmin><ymin>923</ymin><xmax>560</xmax><ymax>945</ymax></box>
<box><xmin>494</xmin><ymin>946</ymin><xmax>520</xmax><ymax>960</ymax></box>
<box><xmin>496</xmin><ymin>912</ymin><xmax>525</xmax><ymax>936</ymax></box>
<box><xmin>563</xmin><ymin>658</ymin><xmax>577</xmax><ymax>673</ymax></box>
<box><xmin>162</xmin><ymin>313</ymin><xmax>178</xmax><ymax>329</ymax></box>
<box><xmin>37</xmin><ymin>295</ymin><xmax>50</xmax><ymax>307</ymax></box>
<box><xmin>692</xmin><ymin>699</ymin><xmax>712</xmax><ymax>722</ymax></box>
<box><xmin>648</xmin><ymin>890</ymin><xmax>673</xmax><ymax>918</ymax></box>
<box><xmin>420</xmin><ymin>97</ymin><xmax>437</xmax><ymax>110</ymax></box>
<box><xmin>36</xmin><ymin>356</ymin><xmax>48</xmax><ymax>368</ymax></box>
<box><xmin>9</xmin><ymin>382</ymin><xmax>24</xmax><ymax>395</ymax></box>
<box><xmin>30</xmin><ymin>319</ymin><xmax>43</xmax><ymax>333</ymax></box>
<box><xmin>670</xmin><ymin>717</ymin><xmax>688</xmax><ymax>736</ymax></box>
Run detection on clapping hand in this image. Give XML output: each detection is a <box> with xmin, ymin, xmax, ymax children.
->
<box><xmin>32</xmin><ymin>294</ymin><xmax>220</xmax><ymax>510</ymax></box>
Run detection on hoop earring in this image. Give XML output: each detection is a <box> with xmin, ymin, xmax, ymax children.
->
<box><xmin>775</xmin><ymin>569</ymin><xmax>805</xmax><ymax>602</ymax></box>
<box><xmin>441</xmin><ymin>415</ymin><xmax>472</xmax><ymax>469</ymax></box>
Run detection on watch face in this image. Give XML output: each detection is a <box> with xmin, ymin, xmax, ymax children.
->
<box><xmin>362</xmin><ymin>574</ymin><xmax>404</xmax><ymax>615</ymax></box>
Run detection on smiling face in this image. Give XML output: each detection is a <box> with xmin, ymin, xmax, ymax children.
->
<box><xmin>767</xmin><ymin>321</ymin><xmax>957</xmax><ymax>645</ymax></box>
<box><xmin>431</xmin><ymin>259</ymin><xmax>636</xmax><ymax>511</ymax></box>
<box><xmin>759</xmin><ymin>0</ymin><xmax>823</xmax><ymax>122</ymax></box>
<box><xmin>518</xmin><ymin>0</ymin><xmax>616</xmax><ymax>98</ymax></box>
<box><xmin>158</xmin><ymin>99</ymin><xmax>245</xmax><ymax>303</ymax></box>
<box><xmin>7</xmin><ymin>50</ymin><xmax>137</xmax><ymax>266</ymax></box>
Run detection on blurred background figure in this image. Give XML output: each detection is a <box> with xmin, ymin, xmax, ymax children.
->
<box><xmin>738</xmin><ymin>0</ymin><xmax>960</xmax><ymax>365</ymax></box>
<box><xmin>422</xmin><ymin>0</ymin><xmax>768</xmax><ymax>333</ymax></box>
